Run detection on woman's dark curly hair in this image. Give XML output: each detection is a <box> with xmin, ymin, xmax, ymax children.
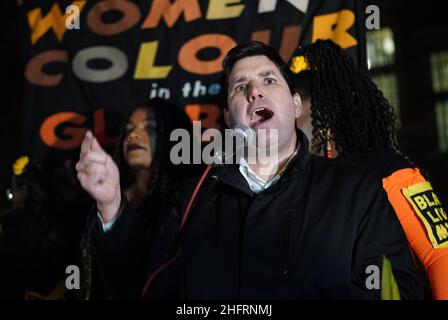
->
<box><xmin>287</xmin><ymin>39</ymin><xmax>400</xmax><ymax>158</ymax></box>
<box><xmin>114</xmin><ymin>98</ymin><xmax>193</xmax><ymax>232</ymax></box>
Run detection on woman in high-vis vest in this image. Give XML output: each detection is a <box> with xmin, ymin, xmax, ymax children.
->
<box><xmin>287</xmin><ymin>39</ymin><xmax>448</xmax><ymax>299</ymax></box>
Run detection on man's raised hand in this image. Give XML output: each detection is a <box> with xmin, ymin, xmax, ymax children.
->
<box><xmin>76</xmin><ymin>130</ymin><xmax>121</xmax><ymax>223</ymax></box>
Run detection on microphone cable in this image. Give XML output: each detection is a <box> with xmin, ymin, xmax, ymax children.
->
<box><xmin>140</xmin><ymin>165</ymin><xmax>212</xmax><ymax>299</ymax></box>
<box><xmin>139</xmin><ymin>125</ymin><xmax>254</xmax><ymax>298</ymax></box>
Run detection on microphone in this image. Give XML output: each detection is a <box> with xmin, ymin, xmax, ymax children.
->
<box><xmin>213</xmin><ymin>124</ymin><xmax>254</xmax><ymax>165</ymax></box>
<box><xmin>231</xmin><ymin>124</ymin><xmax>254</xmax><ymax>144</ymax></box>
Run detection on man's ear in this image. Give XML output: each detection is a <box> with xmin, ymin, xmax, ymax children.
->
<box><xmin>224</xmin><ymin>108</ymin><xmax>231</xmax><ymax>128</ymax></box>
<box><xmin>293</xmin><ymin>93</ymin><xmax>303</xmax><ymax>118</ymax></box>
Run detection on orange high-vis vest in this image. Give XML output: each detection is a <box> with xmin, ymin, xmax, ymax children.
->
<box><xmin>383</xmin><ymin>168</ymin><xmax>448</xmax><ymax>300</ymax></box>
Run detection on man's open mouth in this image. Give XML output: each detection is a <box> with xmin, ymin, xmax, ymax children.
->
<box><xmin>251</xmin><ymin>107</ymin><xmax>274</xmax><ymax>127</ymax></box>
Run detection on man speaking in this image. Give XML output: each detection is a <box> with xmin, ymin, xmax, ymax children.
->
<box><xmin>76</xmin><ymin>41</ymin><xmax>422</xmax><ymax>299</ymax></box>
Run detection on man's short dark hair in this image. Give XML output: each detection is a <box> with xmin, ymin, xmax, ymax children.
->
<box><xmin>221</xmin><ymin>41</ymin><xmax>294</xmax><ymax>102</ymax></box>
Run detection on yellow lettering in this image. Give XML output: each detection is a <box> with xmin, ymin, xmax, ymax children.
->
<box><xmin>436</xmin><ymin>207</ymin><xmax>448</xmax><ymax>221</ymax></box>
<box><xmin>134</xmin><ymin>41</ymin><xmax>172</xmax><ymax>79</ymax></box>
<box><xmin>423</xmin><ymin>194</ymin><xmax>436</xmax><ymax>207</ymax></box>
<box><xmin>436</xmin><ymin>224</ymin><xmax>448</xmax><ymax>241</ymax></box>
<box><xmin>432</xmin><ymin>192</ymin><xmax>441</xmax><ymax>206</ymax></box>
<box><xmin>27</xmin><ymin>1</ymin><xmax>86</xmax><ymax>45</ymax></box>
<box><xmin>426</xmin><ymin>210</ymin><xmax>440</xmax><ymax>223</ymax></box>
<box><xmin>206</xmin><ymin>0</ymin><xmax>244</xmax><ymax>20</ymax></box>
<box><xmin>413</xmin><ymin>196</ymin><xmax>428</xmax><ymax>210</ymax></box>
<box><xmin>312</xmin><ymin>9</ymin><xmax>357</xmax><ymax>49</ymax></box>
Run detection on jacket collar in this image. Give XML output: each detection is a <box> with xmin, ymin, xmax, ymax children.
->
<box><xmin>217</xmin><ymin>129</ymin><xmax>311</xmax><ymax>195</ymax></box>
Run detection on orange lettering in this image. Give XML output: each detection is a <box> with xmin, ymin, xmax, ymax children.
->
<box><xmin>185</xmin><ymin>104</ymin><xmax>222</xmax><ymax>131</ymax></box>
<box><xmin>142</xmin><ymin>0</ymin><xmax>201</xmax><ymax>28</ymax></box>
<box><xmin>179</xmin><ymin>34</ymin><xmax>236</xmax><ymax>75</ymax></box>
<box><xmin>40</xmin><ymin>112</ymin><xmax>87</xmax><ymax>150</ymax></box>
<box><xmin>25</xmin><ymin>50</ymin><xmax>68</xmax><ymax>86</ymax></box>
<box><xmin>93</xmin><ymin>109</ymin><xmax>116</xmax><ymax>147</ymax></box>
<box><xmin>88</xmin><ymin>0</ymin><xmax>140</xmax><ymax>36</ymax></box>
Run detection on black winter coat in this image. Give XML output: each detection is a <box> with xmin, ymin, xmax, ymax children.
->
<box><xmin>90</xmin><ymin>131</ymin><xmax>422</xmax><ymax>300</ymax></box>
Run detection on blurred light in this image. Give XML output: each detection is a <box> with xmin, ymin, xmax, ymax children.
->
<box><xmin>6</xmin><ymin>189</ymin><xmax>13</xmax><ymax>201</ymax></box>
<box><xmin>383</xmin><ymin>37</ymin><xmax>395</xmax><ymax>55</ymax></box>
<box><xmin>367</xmin><ymin>58</ymin><xmax>371</xmax><ymax>70</ymax></box>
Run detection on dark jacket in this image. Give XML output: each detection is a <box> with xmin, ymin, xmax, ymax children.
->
<box><xmin>90</xmin><ymin>131</ymin><xmax>423</xmax><ymax>299</ymax></box>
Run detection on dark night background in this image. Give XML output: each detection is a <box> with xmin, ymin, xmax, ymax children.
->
<box><xmin>1</xmin><ymin>0</ymin><xmax>447</xmax><ymax>211</ymax></box>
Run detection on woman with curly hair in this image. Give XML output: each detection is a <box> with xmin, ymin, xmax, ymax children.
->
<box><xmin>287</xmin><ymin>39</ymin><xmax>448</xmax><ymax>299</ymax></box>
<box><xmin>82</xmin><ymin>98</ymin><xmax>196</xmax><ymax>299</ymax></box>
<box><xmin>114</xmin><ymin>98</ymin><xmax>194</xmax><ymax>232</ymax></box>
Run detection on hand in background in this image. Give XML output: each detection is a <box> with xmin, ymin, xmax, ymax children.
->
<box><xmin>76</xmin><ymin>130</ymin><xmax>121</xmax><ymax>223</ymax></box>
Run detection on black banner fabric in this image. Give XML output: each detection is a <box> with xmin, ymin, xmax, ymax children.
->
<box><xmin>19</xmin><ymin>0</ymin><xmax>366</xmax><ymax>159</ymax></box>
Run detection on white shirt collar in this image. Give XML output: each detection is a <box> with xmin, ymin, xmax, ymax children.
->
<box><xmin>239</xmin><ymin>146</ymin><xmax>299</xmax><ymax>193</ymax></box>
